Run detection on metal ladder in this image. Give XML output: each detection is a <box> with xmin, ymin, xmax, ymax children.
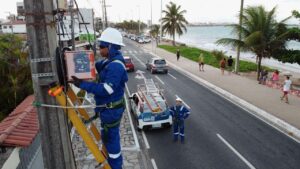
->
<box><xmin>48</xmin><ymin>84</ymin><xmax>111</xmax><ymax>169</ymax></box>
<box><xmin>138</xmin><ymin>78</ymin><xmax>162</xmax><ymax>112</ymax></box>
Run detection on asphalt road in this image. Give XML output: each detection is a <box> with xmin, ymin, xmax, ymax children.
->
<box><xmin>122</xmin><ymin>39</ymin><xmax>300</xmax><ymax>169</ymax></box>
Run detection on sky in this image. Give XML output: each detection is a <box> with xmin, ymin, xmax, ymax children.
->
<box><xmin>1</xmin><ymin>0</ymin><xmax>299</xmax><ymax>24</ymax></box>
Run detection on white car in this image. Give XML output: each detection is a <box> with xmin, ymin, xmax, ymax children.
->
<box><xmin>129</xmin><ymin>79</ymin><xmax>172</xmax><ymax>130</ymax></box>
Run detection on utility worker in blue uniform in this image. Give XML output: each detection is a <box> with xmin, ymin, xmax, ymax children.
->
<box><xmin>71</xmin><ymin>27</ymin><xmax>128</xmax><ymax>169</ymax></box>
<box><xmin>169</xmin><ymin>98</ymin><xmax>190</xmax><ymax>143</ymax></box>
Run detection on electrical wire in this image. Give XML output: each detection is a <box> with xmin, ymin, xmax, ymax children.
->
<box><xmin>33</xmin><ymin>101</ymin><xmax>106</xmax><ymax>109</ymax></box>
<box><xmin>54</xmin><ymin>2</ymin><xmax>77</xmax><ymax>167</ymax></box>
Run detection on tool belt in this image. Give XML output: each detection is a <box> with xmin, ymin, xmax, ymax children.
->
<box><xmin>106</xmin><ymin>97</ymin><xmax>125</xmax><ymax>109</ymax></box>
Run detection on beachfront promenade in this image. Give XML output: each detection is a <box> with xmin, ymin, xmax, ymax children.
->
<box><xmin>143</xmin><ymin>42</ymin><xmax>300</xmax><ymax>139</ymax></box>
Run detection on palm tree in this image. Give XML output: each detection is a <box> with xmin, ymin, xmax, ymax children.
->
<box><xmin>217</xmin><ymin>6</ymin><xmax>291</xmax><ymax>80</ymax></box>
<box><xmin>161</xmin><ymin>2</ymin><xmax>188</xmax><ymax>46</ymax></box>
<box><xmin>150</xmin><ymin>24</ymin><xmax>160</xmax><ymax>45</ymax></box>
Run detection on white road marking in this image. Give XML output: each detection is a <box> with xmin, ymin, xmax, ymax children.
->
<box><xmin>155</xmin><ymin>76</ymin><xmax>165</xmax><ymax>85</ymax></box>
<box><xmin>168</xmin><ymin>73</ymin><xmax>177</xmax><ymax>80</ymax></box>
<box><xmin>151</xmin><ymin>159</ymin><xmax>158</xmax><ymax>169</ymax></box>
<box><xmin>134</xmin><ymin>51</ymin><xmax>138</xmax><ymax>54</ymax></box>
<box><xmin>132</xmin><ymin>54</ymin><xmax>146</xmax><ymax>68</ymax></box>
<box><xmin>142</xmin><ymin>131</ymin><xmax>150</xmax><ymax>149</ymax></box>
<box><xmin>175</xmin><ymin>95</ymin><xmax>191</xmax><ymax>110</ymax></box>
<box><xmin>217</xmin><ymin>134</ymin><xmax>256</xmax><ymax>169</ymax></box>
<box><xmin>129</xmin><ymin>50</ymin><xmax>133</xmax><ymax>54</ymax></box>
<box><xmin>124</xmin><ymin>84</ymin><xmax>140</xmax><ymax>151</ymax></box>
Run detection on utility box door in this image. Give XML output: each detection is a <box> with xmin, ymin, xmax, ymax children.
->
<box><xmin>65</xmin><ymin>50</ymin><xmax>96</xmax><ymax>80</ymax></box>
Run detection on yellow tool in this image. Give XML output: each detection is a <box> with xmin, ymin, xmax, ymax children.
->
<box><xmin>49</xmin><ymin>84</ymin><xmax>111</xmax><ymax>169</ymax></box>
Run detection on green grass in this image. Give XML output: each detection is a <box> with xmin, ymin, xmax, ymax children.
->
<box><xmin>158</xmin><ymin>45</ymin><xmax>272</xmax><ymax>72</ymax></box>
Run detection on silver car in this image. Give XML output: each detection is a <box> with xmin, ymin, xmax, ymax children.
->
<box><xmin>146</xmin><ymin>58</ymin><xmax>168</xmax><ymax>74</ymax></box>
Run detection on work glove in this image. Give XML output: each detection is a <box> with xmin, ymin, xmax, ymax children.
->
<box><xmin>71</xmin><ymin>76</ymin><xmax>83</xmax><ymax>88</ymax></box>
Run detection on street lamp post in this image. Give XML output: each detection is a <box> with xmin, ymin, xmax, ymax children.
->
<box><xmin>138</xmin><ymin>5</ymin><xmax>141</xmax><ymax>34</ymax></box>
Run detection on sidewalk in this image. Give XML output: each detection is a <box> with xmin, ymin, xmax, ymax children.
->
<box><xmin>71</xmin><ymin>106</ymin><xmax>147</xmax><ymax>169</ymax></box>
<box><xmin>142</xmin><ymin>42</ymin><xmax>300</xmax><ymax>140</ymax></box>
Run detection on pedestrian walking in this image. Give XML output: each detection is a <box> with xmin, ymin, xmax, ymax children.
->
<box><xmin>227</xmin><ymin>56</ymin><xmax>234</xmax><ymax>75</ymax></box>
<box><xmin>220</xmin><ymin>58</ymin><xmax>226</xmax><ymax>75</ymax></box>
<box><xmin>176</xmin><ymin>49</ymin><xmax>180</xmax><ymax>61</ymax></box>
<box><xmin>281</xmin><ymin>75</ymin><xmax>292</xmax><ymax>104</ymax></box>
<box><xmin>169</xmin><ymin>98</ymin><xmax>190</xmax><ymax>144</ymax></box>
<box><xmin>71</xmin><ymin>27</ymin><xmax>128</xmax><ymax>169</ymax></box>
<box><xmin>271</xmin><ymin>70</ymin><xmax>280</xmax><ymax>82</ymax></box>
<box><xmin>259</xmin><ymin>69</ymin><xmax>268</xmax><ymax>85</ymax></box>
<box><xmin>198</xmin><ymin>53</ymin><xmax>205</xmax><ymax>71</ymax></box>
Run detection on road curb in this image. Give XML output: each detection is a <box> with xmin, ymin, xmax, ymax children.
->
<box><xmin>150</xmin><ymin>52</ymin><xmax>300</xmax><ymax>143</ymax></box>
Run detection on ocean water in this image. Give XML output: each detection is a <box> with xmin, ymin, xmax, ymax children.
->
<box><xmin>168</xmin><ymin>26</ymin><xmax>300</xmax><ymax>73</ymax></box>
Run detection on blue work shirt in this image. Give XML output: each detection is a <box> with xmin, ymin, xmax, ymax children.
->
<box><xmin>79</xmin><ymin>50</ymin><xmax>128</xmax><ymax>117</ymax></box>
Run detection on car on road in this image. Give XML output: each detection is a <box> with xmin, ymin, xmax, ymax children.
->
<box><xmin>143</xmin><ymin>36</ymin><xmax>151</xmax><ymax>43</ymax></box>
<box><xmin>137</xmin><ymin>37</ymin><xmax>145</xmax><ymax>43</ymax></box>
<box><xmin>146</xmin><ymin>58</ymin><xmax>168</xmax><ymax>74</ymax></box>
<box><xmin>124</xmin><ymin>56</ymin><xmax>135</xmax><ymax>72</ymax></box>
<box><xmin>129</xmin><ymin>79</ymin><xmax>172</xmax><ymax>130</ymax></box>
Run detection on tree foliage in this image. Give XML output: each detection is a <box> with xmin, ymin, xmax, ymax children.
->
<box><xmin>162</xmin><ymin>2</ymin><xmax>188</xmax><ymax>46</ymax></box>
<box><xmin>0</xmin><ymin>34</ymin><xmax>33</xmax><ymax>121</ymax></box>
<box><xmin>217</xmin><ymin>6</ymin><xmax>300</xmax><ymax>80</ymax></box>
<box><xmin>292</xmin><ymin>10</ymin><xmax>300</xmax><ymax>19</ymax></box>
<box><xmin>150</xmin><ymin>24</ymin><xmax>160</xmax><ymax>38</ymax></box>
<box><xmin>115</xmin><ymin>20</ymin><xmax>147</xmax><ymax>34</ymax></box>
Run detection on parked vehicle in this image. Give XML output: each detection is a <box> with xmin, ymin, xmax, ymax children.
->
<box><xmin>130</xmin><ymin>35</ymin><xmax>136</xmax><ymax>41</ymax></box>
<box><xmin>137</xmin><ymin>37</ymin><xmax>145</xmax><ymax>43</ymax></box>
<box><xmin>143</xmin><ymin>36</ymin><xmax>151</xmax><ymax>43</ymax></box>
<box><xmin>124</xmin><ymin>56</ymin><xmax>135</xmax><ymax>72</ymax></box>
<box><xmin>129</xmin><ymin>78</ymin><xmax>172</xmax><ymax>130</ymax></box>
<box><xmin>146</xmin><ymin>58</ymin><xmax>168</xmax><ymax>74</ymax></box>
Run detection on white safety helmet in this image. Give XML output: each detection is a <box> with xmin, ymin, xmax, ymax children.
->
<box><xmin>99</xmin><ymin>27</ymin><xmax>125</xmax><ymax>46</ymax></box>
<box><xmin>176</xmin><ymin>98</ymin><xmax>182</xmax><ymax>102</ymax></box>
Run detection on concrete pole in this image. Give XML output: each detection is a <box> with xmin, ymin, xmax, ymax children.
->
<box><xmin>101</xmin><ymin>0</ymin><xmax>105</xmax><ymax>30</ymax></box>
<box><xmin>104</xmin><ymin>0</ymin><xmax>108</xmax><ymax>28</ymax></box>
<box><xmin>70</xmin><ymin>0</ymin><xmax>75</xmax><ymax>50</ymax></box>
<box><xmin>24</xmin><ymin>0</ymin><xmax>76</xmax><ymax>168</ymax></box>
<box><xmin>235</xmin><ymin>0</ymin><xmax>244</xmax><ymax>74</ymax></box>
<box><xmin>138</xmin><ymin>5</ymin><xmax>141</xmax><ymax>34</ymax></box>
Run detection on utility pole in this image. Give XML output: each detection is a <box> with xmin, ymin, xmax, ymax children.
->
<box><xmin>92</xmin><ymin>9</ymin><xmax>97</xmax><ymax>55</ymax></box>
<box><xmin>70</xmin><ymin>0</ymin><xmax>75</xmax><ymax>50</ymax></box>
<box><xmin>24</xmin><ymin>0</ymin><xmax>76</xmax><ymax>169</ymax></box>
<box><xmin>150</xmin><ymin>0</ymin><xmax>153</xmax><ymax>28</ymax></box>
<box><xmin>235</xmin><ymin>0</ymin><xmax>244</xmax><ymax>74</ymax></box>
<box><xmin>104</xmin><ymin>0</ymin><xmax>108</xmax><ymax>28</ymax></box>
<box><xmin>101</xmin><ymin>0</ymin><xmax>105</xmax><ymax>30</ymax></box>
<box><xmin>160</xmin><ymin>0</ymin><xmax>163</xmax><ymax>42</ymax></box>
<box><xmin>138</xmin><ymin>5</ymin><xmax>140</xmax><ymax>34</ymax></box>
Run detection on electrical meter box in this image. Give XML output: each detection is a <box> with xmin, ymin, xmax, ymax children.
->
<box><xmin>65</xmin><ymin>50</ymin><xmax>96</xmax><ymax>81</ymax></box>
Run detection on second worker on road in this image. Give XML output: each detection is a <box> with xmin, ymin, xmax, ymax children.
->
<box><xmin>170</xmin><ymin>98</ymin><xmax>190</xmax><ymax>144</ymax></box>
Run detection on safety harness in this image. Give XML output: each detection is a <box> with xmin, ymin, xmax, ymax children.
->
<box><xmin>95</xmin><ymin>58</ymin><xmax>126</xmax><ymax>141</ymax></box>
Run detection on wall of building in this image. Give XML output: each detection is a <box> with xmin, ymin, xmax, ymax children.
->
<box><xmin>2</xmin><ymin>24</ymin><xmax>26</xmax><ymax>34</ymax></box>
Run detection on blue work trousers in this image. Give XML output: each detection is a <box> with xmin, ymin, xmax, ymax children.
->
<box><xmin>101</xmin><ymin>124</ymin><xmax>122</xmax><ymax>169</ymax></box>
<box><xmin>173</xmin><ymin>119</ymin><xmax>185</xmax><ymax>141</ymax></box>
